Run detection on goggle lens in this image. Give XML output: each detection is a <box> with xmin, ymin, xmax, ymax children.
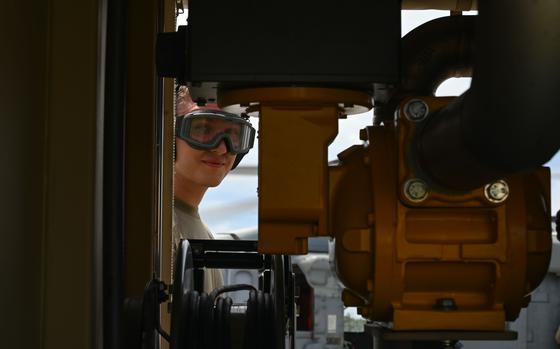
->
<box><xmin>176</xmin><ymin>111</ymin><xmax>255</xmax><ymax>154</ymax></box>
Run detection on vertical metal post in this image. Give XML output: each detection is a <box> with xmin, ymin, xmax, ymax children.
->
<box><xmin>103</xmin><ymin>0</ymin><xmax>128</xmax><ymax>347</ymax></box>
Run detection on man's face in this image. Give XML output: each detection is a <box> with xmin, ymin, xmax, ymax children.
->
<box><xmin>175</xmin><ymin>137</ymin><xmax>236</xmax><ymax>189</ymax></box>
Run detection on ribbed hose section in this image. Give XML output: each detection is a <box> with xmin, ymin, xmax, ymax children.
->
<box><xmin>375</xmin><ymin>15</ymin><xmax>474</xmax><ymax>125</ymax></box>
<box><xmin>400</xmin><ymin>15</ymin><xmax>474</xmax><ymax>96</ymax></box>
<box><xmin>417</xmin><ymin>1</ymin><xmax>560</xmax><ymax>190</ymax></box>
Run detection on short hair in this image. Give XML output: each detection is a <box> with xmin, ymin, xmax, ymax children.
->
<box><xmin>175</xmin><ymin>85</ymin><xmax>198</xmax><ymax>117</ymax></box>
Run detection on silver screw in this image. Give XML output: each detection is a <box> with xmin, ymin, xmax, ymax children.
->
<box><xmin>441</xmin><ymin>340</ymin><xmax>458</xmax><ymax>349</ymax></box>
<box><xmin>435</xmin><ymin>298</ymin><xmax>457</xmax><ymax>311</ymax></box>
<box><xmin>484</xmin><ymin>180</ymin><xmax>509</xmax><ymax>203</ymax></box>
<box><xmin>404</xmin><ymin>179</ymin><xmax>428</xmax><ymax>202</ymax></box>
<box><xmin>404</xmin><ymin>99</ymin><xmax>429</xmax><ymax>122</ymax></box>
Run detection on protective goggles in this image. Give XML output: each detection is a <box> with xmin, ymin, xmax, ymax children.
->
<box><xmin>176</xmin><ymin>109</ymin><xmax>256</xmax><ymax>155</ymax></box>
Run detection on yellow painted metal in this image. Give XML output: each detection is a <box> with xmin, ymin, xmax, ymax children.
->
<box><xmin>332</xmin><ymin>96</ymin><xmax>552</xmax><ymax>331</ymax></box>
<box><xmin>220</xmin><ymin>87</ymin><xmax>372</xmax><ymax>254</ymax></box>
<box><xmin>330</xmin><ymin>145</ymin><xmax>375</xmax><ymax>300</ymax></box>
<box><xmin>3</xmin><ymin>0</ymin><xmax>102</xmax><ymax>347</ymax></box>
<box><xmin>219</xmin><ymin>87</ymin><xmax>373</xmax><ymax>110</ymax></box>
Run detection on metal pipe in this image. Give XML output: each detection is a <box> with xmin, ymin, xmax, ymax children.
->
<box><xmin>375</xmin><ymin>15</ymin><xmax>474</xmax><ymax>125</ymax></box>
<box><xmin>400</xmin><ymin>15</ymin><xmax>474</xmax><ymax>96</ymax></box>
<box><xmin>417</xmin><ymin>1</ymin><xmax>560</xmax><ymax>190</ymax></box>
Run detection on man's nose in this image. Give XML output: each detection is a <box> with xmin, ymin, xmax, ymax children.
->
<box><xmin>212</xmin><ymin>139</ymin><xmax>229</xmax><ymax>154</ymax></box>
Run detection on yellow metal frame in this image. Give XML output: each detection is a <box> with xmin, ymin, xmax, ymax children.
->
<box><xmin>220</xmin><ymin>87</ymin><xmax>372</xmax><ymax>254</ymax></box>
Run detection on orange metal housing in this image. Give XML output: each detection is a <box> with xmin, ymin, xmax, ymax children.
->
<box><xmin>220</xmin><ymin>87</ymin><xmax>372</xmax><ymax>254</ymax></box>
<box><xmin>332</xmin><ymin>96</ymin><xmax>552</xmax><ymax>331</ymax></box>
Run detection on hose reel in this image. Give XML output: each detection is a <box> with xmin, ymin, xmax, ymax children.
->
<box><xmin>140</xmin><ymin>239</ymin><xmax>294</xmax><ymax>349</ymax></box>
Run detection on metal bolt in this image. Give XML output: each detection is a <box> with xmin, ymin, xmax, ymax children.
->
<box><xmin>435</xmin><ymin>298</ymin><xmax>457</xmax><ymax>311</ymax></box>
<box><xmin>359</xmin><ymin>128</ymin><xmax>368</xmax><ymax>141</ymax></box>
<box><xmin>404</xmin><ymin>179</ymin><xmax>428</xmax><ymax>202</ymax></box>
<box><xmin>441</xmin><ymin>340</ymin><xmax>461</xmax><ymax>349</ymax></box>
<box><xmin>484</xmin><ymin>180</ymin><xmax>509</xmax><ymax>203</ymax></box>
<box><xmin>442</xmin><ymin>340</ymin><xmax>453</xmax><ymax>346</ymax></box>
<box><xmin>404</xmin><ymin>99</ymin><xmax>429</xmax><ymax>122</ymax></box>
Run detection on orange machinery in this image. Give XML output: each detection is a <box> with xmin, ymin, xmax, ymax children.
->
<box><xmin>163</xmin><ymin>0</ymin><xmax>558</xmax><ymax>341</ymax></box>
<box><xmin>219</xmin><ymin>88</ymin><xmax>552</xmax><ymax>333</ymax></box>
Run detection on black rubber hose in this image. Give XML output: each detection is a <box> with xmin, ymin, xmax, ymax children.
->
<box><xmin>417</xmin><ymin>1</ymin><xmax>560</xmax><ymax>190</ymax></box>
<box><xmin>257</xmin><ymin>291</ymin><xmax>266</xmax><ymax>348</ymax></box>
<box><xmin>400</xmin><ymin>15</ymin><xmax>474</xmax><ymax>96</ymax></box>
<box><xmin>245</xmin><ymin>290</ymin><xmax>257</xmax><ymax>349</ymax></box>
<box><xmin>199</xmin><ymin>292</ymin><xmax>211</xmax><ymax>348</ymax></box>
<box><xmin>187</xmin><ymin>291</ymin><xmax>200</xmax><ymax>348</ymax></box>
<box><xmin>264</xmin><ymin>293</ymin><xmax>276</xmax><ymax>348</ymax></box>
<box><xmin>205</xmin><ymin>284</ymin><xmax>255</xmax><ymax>349</ymax></box>
<box><xmin>375</xmin><ymin>15</ymin><xmax>474</xmax><ymax>125</ymax></box>
<box><xmin>222</xmin><ymin>297</ymin><xmax>233</xmax><ymax>349</ymax></box>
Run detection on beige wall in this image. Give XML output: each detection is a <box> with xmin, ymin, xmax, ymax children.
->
<box><xmin>1</xmin><ymin>0</ymin><xmax>101</xmax><ymax>347</ymax></box>
<box><xmin>0</xmin><ymin>0</ymin><xmax>175</xmax><ymax>346</ymax></box>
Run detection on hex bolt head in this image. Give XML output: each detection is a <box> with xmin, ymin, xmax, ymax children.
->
<box><xmin>404</xmin><ymin>99</ymin><xmax>429</xmax><ymax>122</ymax></box>
<box><xmin>484</xmin><ymin>180</ymin><xmax>509</xmax><ymax>203</ymax></box>
<box><xmin>359</xmin><ymin>128</ymin><xmax>368</xmax><ymax>141</ymax></box>
<box><xmin>435</xmin><ymin>298</ymin><xmax>458</xmax><ymax>311</ymax></box>
<box><xmin>404</xmin><ymin>178</ymin><xmax>428</xmax><ymax>202</ymax></box>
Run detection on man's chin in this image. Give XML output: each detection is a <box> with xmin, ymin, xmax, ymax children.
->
<box><xmin>205</xmin><ymin>176</ymin><xmax>227</xmax><ymax>188</ymax></box>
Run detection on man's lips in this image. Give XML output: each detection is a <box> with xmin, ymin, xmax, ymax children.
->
<box><xmin>202</xmin><ymin>159</ymin><xmax>226</xmax><ymax>168</ymax></box>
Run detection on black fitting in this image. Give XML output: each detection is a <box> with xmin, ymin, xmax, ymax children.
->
<box><xmin>156</xmin><ymin>25</ymin><xmax>187</xmax><ymax>82</ymax></box>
